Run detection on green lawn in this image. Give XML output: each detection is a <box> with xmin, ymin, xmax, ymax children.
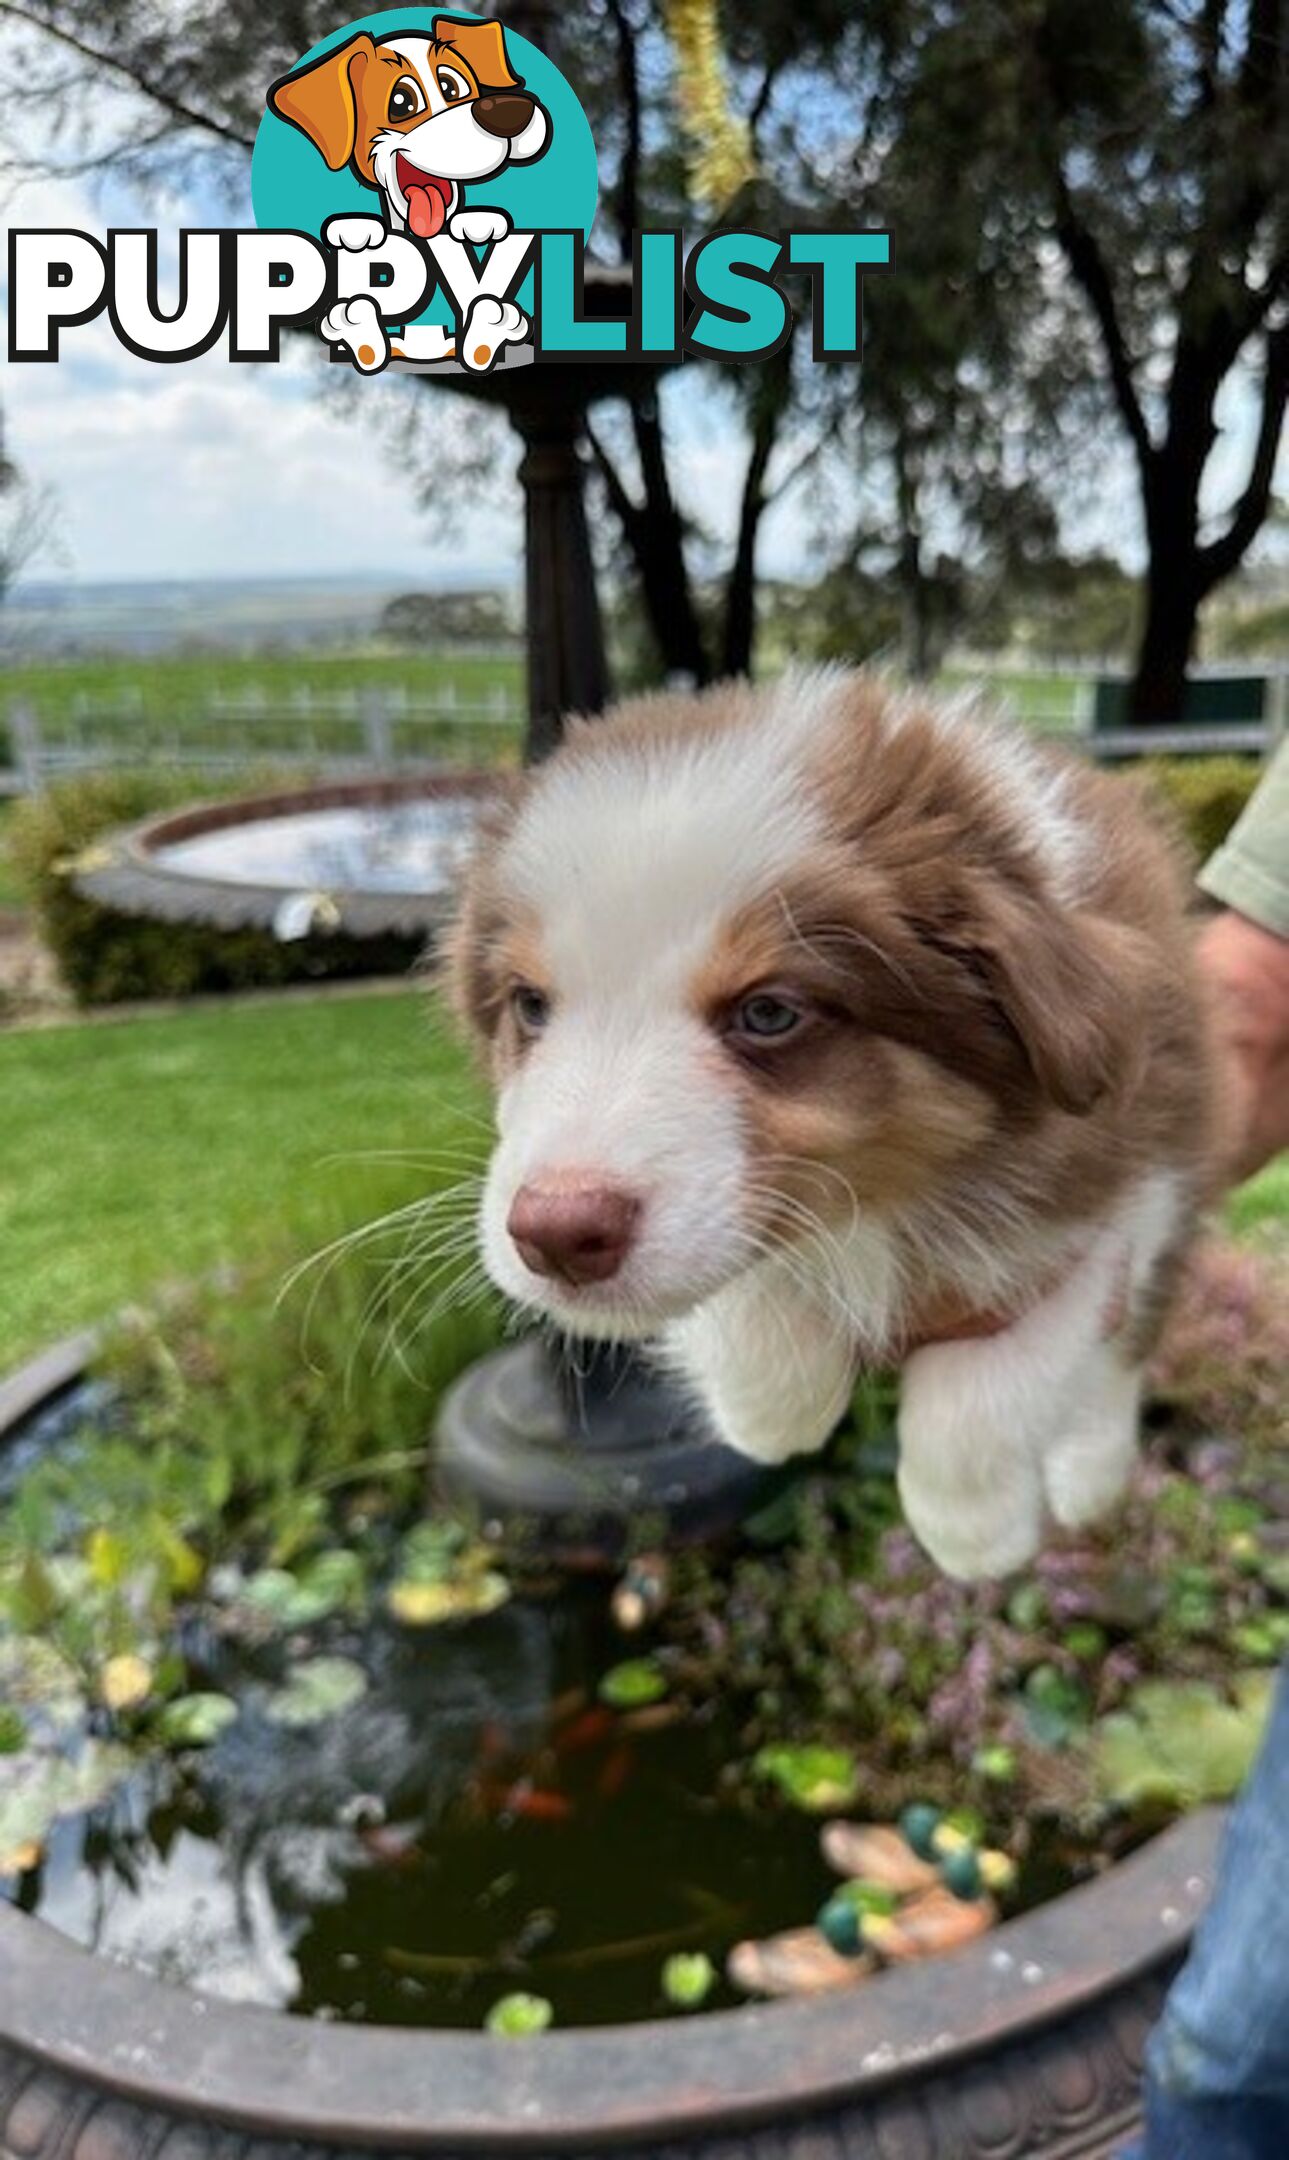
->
<box><xmin>0</xmin><ymin>990</ymin><xmax>488</xmax><ymax>1368</ymax></box>
<box><xmin>1</xmin><ymin>985</ymin><xmax>1285</xmax><ymax>1374</ymax></box>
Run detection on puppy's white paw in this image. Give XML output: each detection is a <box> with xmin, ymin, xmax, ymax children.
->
<box><xmin>319</xmin><ymin>297</ymin><xmax>388</xmax><ymax>372</ymax></box>
<box><xmin>461</xmin><ymin>295</ymin><xmax>528</xmax><ymax>372</ymax></box>
<box><xmin>897</xmin><ymin>1457</ymin><xmax>1045</xmax><ymax>1583</ymax></box>
<box><xmin>1042</xmin><ymin>1356</ymin><xmax>1142</xmax><ymax>1530</ymax></box>
<box><xmin>323</xmin><ymin>215</ymin><xmax>388</xmax><ymax>252</ymax></box>
<box><xmin>448</xmin><ymin>207</ymin><xmax>513</xmax><ymax>247</ymax></box>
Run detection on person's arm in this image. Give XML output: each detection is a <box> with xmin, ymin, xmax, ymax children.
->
<box><xmin>1196</xmin><ymin>740</ymin><xmax>1289</xmax><ymax>1185</ymax></box>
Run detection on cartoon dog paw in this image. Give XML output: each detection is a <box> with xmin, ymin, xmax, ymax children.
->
<box><xmin>320</xmin><ymin>296</ymin><xmax>388</xmax><ymax>373</ymax></box>
<box><xmin>461</xmin><ymin>295</ymin><xmax>528</xmax><ymax>373</ymax></box>
<box><xmin>323</xmin><ymin>215</ymin><xmax>389</xmax><ymax>253</ymax></box>
<box><xmin>448</xmin><ymin>207</ymin><xmax>513</xmax><ymax>248</ymax></box>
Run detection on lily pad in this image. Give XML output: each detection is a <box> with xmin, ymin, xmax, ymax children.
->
<box><xmin>0</xmin><ymin>1739</ymin><xmax>132</xmax><ymax>1868</ymax></box>
<box><xmin>387</xmin><ymin>1572</ymin><xmax>511</xmax><ymax>1627</ymax></box>
<box><xmin>0</xmin><ymin>1636</ymin><xmax>83</xmax><ymax>1727</ymax></box>
<box><xmin>240</xmin><ymin>1562</ymin><xmax>359</xmax><ymax>1630</ymax></box>
<box><xmin>264</xmin><ymin>1656</ymin><xmax>368</xmax><ymax>1729</ymax></box>
<box><xmin>662</xmin><ymin>1951</ymin><xmax>717</xmax><ymax>2008</ymax></box>
<box><xmin>753</xmin><ymin>1743</ymin><xmax>860</xmax><ymax>1813</ymax></box>
<box><xmin>598</xmin><ymin>1659</ymin><xmax>669</xmax><ymax>1711</ymax></box>
<box><xmin>100</xmin><ymin>1655</ymin><xmax>154</xmax><ymax>1714</ymax></box>
<box><xmin>485</xmin><ymin>1992</ymin><xmax>553</xmax><ymax>2037</ymax></box>
<box><xmin>1092</xmin><ymin>1672</ymin><xmax>1273</xmax><ymax>1809</ymax></box>
<box><xmin>157</xmin><ymin>1692</ymin><xmax>239</xmax><ymax>1747</ymax></box>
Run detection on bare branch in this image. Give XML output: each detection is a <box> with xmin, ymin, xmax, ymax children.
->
<box><xmin>0</xmin><ymin>2</ymin><xmax>256</xmax><ymax>151</ymax></box>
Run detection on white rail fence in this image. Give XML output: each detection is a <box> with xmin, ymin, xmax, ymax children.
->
<box><xmin>4</xmin><ymin>662</ymin><xmax>1286</xmax><ymax>797</ymax></box>
<box><xmin>2</xmin><ymin>681</ymin><xmax>523</xmax><ymax>796</ymax></box>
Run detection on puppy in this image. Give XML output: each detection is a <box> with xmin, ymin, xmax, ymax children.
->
<box><xmin>270</xmin><ymin>17</ymin><xmax>548</xmax><ymax>370</ymax></box>
<box><xmin>446</xmin><ymin>671</ymin><xmax>1219</xmax><ymax>1581</ymax></box>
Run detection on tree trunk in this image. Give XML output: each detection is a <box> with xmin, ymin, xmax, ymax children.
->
<box><xmin>1129</xmin><ymin>563</ymin><xmax>1202</xmax><ymax>725</ymax></box>
<box><xmin>630</xmin><ymin>394</ymin><xmax>712</xmax><ymax>684</ymax></box>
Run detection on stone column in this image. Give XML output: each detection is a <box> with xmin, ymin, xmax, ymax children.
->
<box><xmin>514</xmin><ymin>406</ymin><xmax>609</xmax><ymax>759</ymax></box>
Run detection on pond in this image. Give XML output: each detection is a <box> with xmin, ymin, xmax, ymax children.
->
<box><xmin>1</xmin><ymin>1383</ymin><xmax>835</xmax><ymax>2029</ymax></box>
<box><xmin>1</xmin><ymin>1235</ymin><xmax>1283</xmax><ymax>2033</ymax></box>
<box><xmin>153</xmin><ymin>798</ymin><xmax>484</xmax><ymax>898</ymax></box>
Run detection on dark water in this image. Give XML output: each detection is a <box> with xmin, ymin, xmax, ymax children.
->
<box><xmin>3</xmin><ymin>1390</ymin><xmax>834</xmax><ymax>2028</ymax></box>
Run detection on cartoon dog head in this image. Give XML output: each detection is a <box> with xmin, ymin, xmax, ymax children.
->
<box><xmin>269</xmin><ymin>16</ymin><xmax>550</xmax><ymax>238</ymax></box>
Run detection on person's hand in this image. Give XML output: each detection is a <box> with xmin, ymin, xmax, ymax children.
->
<box><xmin>1197</xmin><ymin>908</ymin><xmax>1289</xmax><ymax>1186</ymax></box>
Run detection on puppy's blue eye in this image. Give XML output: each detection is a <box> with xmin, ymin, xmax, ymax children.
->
<box><xmin>511</xmin><ymin>984</ymin><xmax>550</xmax><ymax>1035</ymax></box>
<box><xmin>733</xmin><ymin>993</ymin><xmax>804</xmax><ymax>1041</ymax></box>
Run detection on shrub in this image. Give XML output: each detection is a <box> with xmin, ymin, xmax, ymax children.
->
<box><xmin>1143</xmin><ymin>755</ymin><xmax>1262</xmax><ymax>865</ymax></box>
<box><xmin>9</xmin><ymin>775</ymin><xmax>423</xmax><ymax>1004</ymax></box>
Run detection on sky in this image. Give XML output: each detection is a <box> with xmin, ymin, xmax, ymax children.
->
<box><xmin>0</xmin><ymin>46</ymin><xmax>1278</xmax><ymax>597</ymax></box>
<box><xmin>1</xmin><ymin>148</ymin><xmax>833</xmax><ymax>592</ymax></box>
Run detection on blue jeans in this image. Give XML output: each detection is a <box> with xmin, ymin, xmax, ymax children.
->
<box><xmin>1134</xmin><ymin>1666</ymin><xmax>1289</xmax><ymax>2157</ymax></box>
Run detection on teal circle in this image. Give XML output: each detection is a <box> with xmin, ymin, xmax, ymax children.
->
<box><xmin>251</xmin><ymin>9</ymin><xmax>598</xmax><ymax>327</ymax></box>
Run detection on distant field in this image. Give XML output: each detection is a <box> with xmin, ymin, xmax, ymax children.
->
<box><xmin>941</xmin><ymin>666</ymin><xmax>1088</xmax><ymax>732</ymax></box>
<box><xmin>0</xmin><ymin>648</ymin><xmax>525</xmax><ymax>777</ymax></box>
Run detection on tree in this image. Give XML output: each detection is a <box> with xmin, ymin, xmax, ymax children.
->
<box><xmin>870</xmin><ymin>0</ymin><xmax>1289</xmax><ymax>719</ymax></box>
<box><xmin>0</xmin><ymin>0</ymin><xmax>837</xmax><ymax>687</ymax></box>
<box><xmin>0</xmin><ymin>409</ymin><xmax>56</xmax><ymax>602</ymax></box>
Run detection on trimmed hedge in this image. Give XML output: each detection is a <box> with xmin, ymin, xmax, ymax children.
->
<box><xmin>1143</xmin><ymin>755</ymin><xmax>1262</xmax><ymax>865</ymax></box>
<box><xmin>9</xmin><ymin>776</ymin><xmax>422</xmax><ymax>1005</ymax></box>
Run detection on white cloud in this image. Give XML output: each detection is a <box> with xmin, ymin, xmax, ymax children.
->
<box><xmin>2</xmin><ymin>164</ymin><xmax>521</xmax><ymax>585</ymax></box>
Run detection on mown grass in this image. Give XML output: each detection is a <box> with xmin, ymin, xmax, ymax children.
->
<box><xmin>0</xmin><ymin>989</ymin><xmax>492</xmax><ymax>1369</ymax></box>
<box><xmin>1</xmin><ymin>982</ymin><xmax>1285</xmax><ymax>1374</ymax></box>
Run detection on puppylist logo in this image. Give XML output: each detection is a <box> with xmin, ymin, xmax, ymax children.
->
<box><xmin>6</xmin><ymin>9</ymin><xmax>891</xmax><ymax>375</ymax></box>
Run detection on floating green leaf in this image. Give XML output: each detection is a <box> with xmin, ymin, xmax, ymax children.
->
<box><xmin>0</xmin><ymin>1636</ymin><xmax>83</xmax><ymax>1726</ymax></box>
<box><xmin>386</xmin><ymin>1572</ymin><xmax>511</xmax><ymax>1627</ymax></box>
<box><xmin>752</xmin><ymin>1742</ymin><xmax>859</xmax><ymax>1812</ymax></box>
<box><xmin>0</xmin><ymin>1708</ymin><xmax>26</xmax><ymax>1756</ymax></box>
<box><xmin>157</xmin><ymin>1692</ymin><xmax>239</xmax><ymax>1747</ymax></box>
<box><xmin>0</xmin><ymin>1740</ymin><xmax>132</xmax><ymax>1867</ymax></box>
<box><xmin>598</xmin><ymin>1659</ymin><xmax>669</xmax><ymax>1710</ymax></box>
<box><xmin>264</xmin><ymin>1656</ymin><xmax>367</xmax><ymax>1729</ymax></box>
<box><xmin>240</xmin><ymin>1561</ymin><xmax>360</xmax><ymax>1630</ymax></box>
<box><xmin>662</xmin><ymin>1951</ymin><xmax>717</xmax><ymax>2008</ymax></box>
<box><xmin>1092</xmin><ymin>1672</ymin><xmax>1274</xmax><ymax>1810</ymax></box>
<box><xmin>485</xmin><ymin>1992</ymin><xmax>553</xmax><ymax>2037</ymax></box>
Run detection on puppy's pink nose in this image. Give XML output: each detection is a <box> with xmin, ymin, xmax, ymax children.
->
<box><xmin>508</xmin><ymin>1180</ymin><xmax>641</xmax><ymax>1288</ymax></box>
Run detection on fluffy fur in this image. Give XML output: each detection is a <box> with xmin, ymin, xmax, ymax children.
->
<box><xmin>444</xmin><ymin>669</ymin><xmax>1220</xmax><ymax>1580</ymax></box>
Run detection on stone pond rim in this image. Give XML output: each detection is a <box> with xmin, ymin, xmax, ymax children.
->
<box><xmin>67</xmin><ymin>775</ymin><xmax>504</xmax><ymax>943</ymax></box>
<box><xmin>0</xmin><ymin>1336</ymin><xmax>1222</xmax><ymax>2159</ymax></box>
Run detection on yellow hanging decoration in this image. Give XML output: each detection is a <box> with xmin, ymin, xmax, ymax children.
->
<box><xmin>664</xmin><ymin>0</ymin><xmax>759</xmax><ymax>214</ymax></box>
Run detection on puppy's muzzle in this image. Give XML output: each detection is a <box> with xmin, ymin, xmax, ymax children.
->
<box><xmin>507</xmin><ymin>1179</ymin><xmax>642</xmax><ymax>1288</ymax></box>
<box><xmin>474</xmin><ymin>92</ymin><xmax>536</xmax><ymax>139</ymax></box>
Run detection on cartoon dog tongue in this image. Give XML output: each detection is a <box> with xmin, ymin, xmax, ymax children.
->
<box><xmin>405</xmin><ymin>183</ymin><xmax>446</xmax><ymax>239</ymax></box>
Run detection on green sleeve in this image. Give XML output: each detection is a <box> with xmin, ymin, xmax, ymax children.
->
<box><xmin>1198</xmin><ymin>739</ymin><xmax>1289</xmax><ymax>936</ymax></box>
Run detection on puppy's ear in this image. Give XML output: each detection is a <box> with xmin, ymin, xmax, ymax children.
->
<box><xmin>433</xmin><ymin>16</ymin><xmax>521</xmax><ymax>90</ymax></box>
<box><xmin>269</xmin><ymin>35</ymin><xmax>375</xmax><ymax>170</ymax></box>
<box><xmin>964</xmin><ymin>886</ymin><xmax>1147</xmax><ymax>1116</ymax></box>
<box><xmin>436</xmin><ymin>789</ymin><xmax>523</xmax><ymax>1050</ymax></box>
